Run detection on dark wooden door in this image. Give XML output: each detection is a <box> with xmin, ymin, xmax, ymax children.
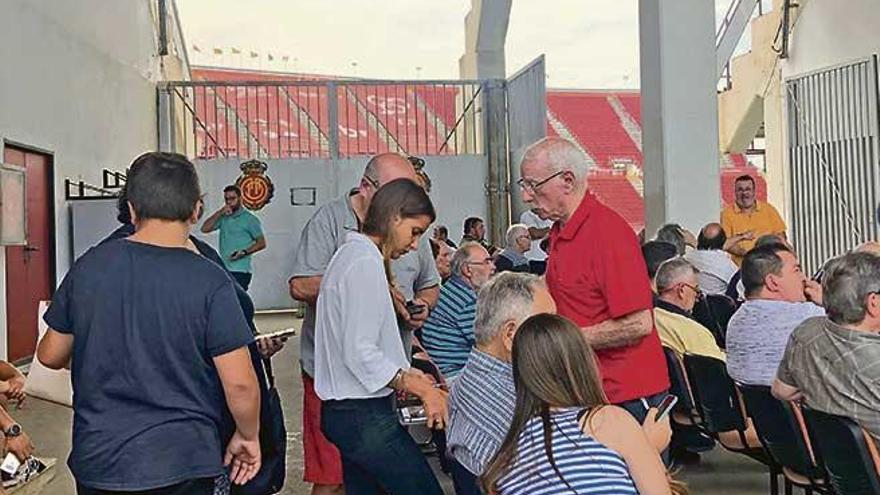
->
<box><xmin>4</xmin><ymin>146</ymin><xmax>53</xmax><ymax>362</ymax></box>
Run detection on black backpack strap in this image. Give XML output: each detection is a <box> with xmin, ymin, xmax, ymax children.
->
<box><xmin>262</xmin><ymin>357</ymin><xmax>276</xmax><ymax>390</ymax></box>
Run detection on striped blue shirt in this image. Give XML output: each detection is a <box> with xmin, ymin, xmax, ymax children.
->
<box><xmin>447</xmin><ymin>349</ymin><xmax>516</xmax><ymax>475</ymax></box>
<box><xmin>421</xmin><ymin>276</ymin><xmax>477</xmax><ymax>377</ymax></box>
<box><xmin>497</xmin><ymin>408</ymin><xmax>638</xmax><ymax>495</ymax></box>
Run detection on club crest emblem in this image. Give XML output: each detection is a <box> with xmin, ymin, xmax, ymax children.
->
<box><xmin>235</xmin><ymin>159</ymin><xmax>274</xmax><ymax>210</ymax></box>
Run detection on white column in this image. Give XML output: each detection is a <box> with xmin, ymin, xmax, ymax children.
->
<box><xmin>639</xmin><ymin>0</ymin><xmax>721</xmax><ymax>235</ymax></box>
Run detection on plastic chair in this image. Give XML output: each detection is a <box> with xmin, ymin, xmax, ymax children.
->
<box><xmin>692</xmin><ymin>293</ymin><xmax>737</xmax><ymax>349</ymax></box>
<box><xmin>801</xmin><ymin>406</ymin><xmax>880</xmax><ymax>495</ymax></box>
<box><xmin>682</xmin><ymin>354</ymin><xmax>771</xmax><ymax>469</ymax></box>
<box><xmin>738</xmin><ymin>384</ymin><xmax>828</xmax><ymax>494</ymax></box>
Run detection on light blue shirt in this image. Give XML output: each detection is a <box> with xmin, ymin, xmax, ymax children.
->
<box><xmin>726</xmin><ymin>299</ymin><xmax>825</xmax><ymax>386</ymax></box>
<box><xmin>217</xmin><ymin>208</ymin><xmax>263</xmax><ymax>274</ymax></box>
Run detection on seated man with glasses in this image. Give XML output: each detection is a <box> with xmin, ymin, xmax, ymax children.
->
<box><xmin>494</xmin><ymin>224</ymin><xmax>532</xmax><ymax>274</ymax></box>
<box><xmin>421</xmin><ymin>242</ymin><xmax>496</xmax><ymax>379</ymax></box>
<box><xmin>726</xmin><ymin>243</ymin><xmax>824</xmax><ymax>386</ymax></box>
<box><xmin>653</xmin><ymin>258</ymin><xmax>726</xmax><ymax>361</ymax></box>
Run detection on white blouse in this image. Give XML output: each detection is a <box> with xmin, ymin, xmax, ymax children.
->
<box><xmin>314</xmin><ymin>232</ymin><xmax>408</xmax><ymax>400</ymax></box>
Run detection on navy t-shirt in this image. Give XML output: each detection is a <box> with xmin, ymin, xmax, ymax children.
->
<box><xmin>44</xmin><ymin>239</ymin><xmax>254</xmax><ymax>491</ymax></box>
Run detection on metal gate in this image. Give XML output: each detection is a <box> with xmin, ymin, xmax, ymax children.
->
<box><xmin>786</xmin><ymin>56</ymin><xmax>880</xmax><ymax>272</ymax></box>
<box><xmin>507</xmin><ymin>56</ymin><xmax>547</xmax><ymax>220</ymax></box>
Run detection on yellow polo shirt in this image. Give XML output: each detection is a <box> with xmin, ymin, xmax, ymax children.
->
<box><xmin>654</xmin><ymin>307</ymin><xmax>726</xmax><ymax>362</ymax></box>
<box><xmin>720</xmin><ymin>201</ymin><xmax>787</xmax><ymax>265</ymax></box>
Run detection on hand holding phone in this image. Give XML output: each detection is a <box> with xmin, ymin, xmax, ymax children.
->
<box><xmin>405</xmin><ymin>300</ymin><xmax>427</xmax><ymax>316</ymax></box>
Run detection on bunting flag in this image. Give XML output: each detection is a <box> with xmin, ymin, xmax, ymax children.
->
<box><xmin>282</xmin><ymin>55</ymin><xmax>290</xmax><ymax>62</ymax></box>
<box><xmin>231</xmin><ymin>47</ymin><xmax>242</xmax><ymax>55</ymax></box>
<box><xmin>250</xmin><ymin>51</ymin><xmax>259</xmax><ymax>58</ymax></box>
<box><xmin>268</xmin><ymin>53</ymin><xmax>274</xmax><ymax>61</ymax></box>
<box><xmin>192</xmin><ymin>45</ymin><xmax>201</xmax><ymax>53</ymax></box>
<box><xmin>213</xmin><ymin>47</ymin><xmax>223</xmax><ymax>55</ymax></box>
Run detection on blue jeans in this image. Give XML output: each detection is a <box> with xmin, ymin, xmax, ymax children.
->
<box><xmin>321</xmin><ymin>396</ymin><xmax>444</xmax><ymax>495</ymax></box>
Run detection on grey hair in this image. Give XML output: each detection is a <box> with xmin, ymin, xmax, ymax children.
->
<box><xmin>451</xmin><ymin>241</ymin><xmax>481</xmax><ymax>277</ymax></box>
<box><xmin>521</xmin><ymin>137</ymin><xmax>589</xmax><ymax>183</ymax></box>
<box><xmin>823</xmin><ymin>252</ymin><xmax>880</xmax><ymax>325</ymax></box>
<box><xmin>474</xmin><ymin>272</ymin><xmax>545</xmax><ymax>345</ymax></box>
<box><xmin>505</xmin><ymin>224</ymin><xmax>529</xmax><ymax>249</ymax></box>
<box><xmin>655</xmin><ymin>257</ymin><xmax>699</xmax><ymax>292</ymax></box>
<box><xmin>656</xmin><ymin>224</ymin><xmax>687</xmax><ymax>256</ymax></box>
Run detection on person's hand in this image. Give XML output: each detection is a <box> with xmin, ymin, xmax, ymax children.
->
<box><xmin>221</xmin><ymin>205</ymin><xmax>234</xmax><ymax>216</ymax></box>
<box><xmin>804</xmin><ymin>279</ymin><xmax>823</xmax><ymax>305</ymax></box>
<box><xmin>389</xmin><ymin>286</ymin><xmax>419</xmax><ymax>329</ymax></box>
<box><xmin>406</xmin><ymin>297</ymin><xmax>431</xmax><ymax>329</ymax></box>
<box><xmin>641</xmin><ymin>407</ymin><xmax>672</xmax><ymax>454</ymax></box>
<box><xmin>224</xmin><ymin>430</ymin><xmax>262</xmax><ymax>485</ymax></box>
<box><xmin>4</xmin><ymin>375</ymin><xmax>26</xmax><ymax>405</ymax></box>
<box><xmin>6</xmin><ymin>432</ymin><xmax>34</xmax><ymax>461</ymax></box>
<box><xmin>230</xmin><ymin>250</ymin><xmax>246</xmax><ymax>261</ymax></box>
<box><xmin>418</xmin><ymin>386</ymin><xmax>449</xmax><ymax>430</ymax></box>
<box><xmin>256</xmin><ymin>336</ymin><xmax>286</xmax><ymax>359</ymax></box>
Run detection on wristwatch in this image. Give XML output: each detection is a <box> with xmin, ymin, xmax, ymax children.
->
<box><xmin>4</xmin><ymin>424</ymin><xmax>21</xmax><ymax>438</ymax></box>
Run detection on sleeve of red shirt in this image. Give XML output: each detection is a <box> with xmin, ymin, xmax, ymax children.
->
<box><xmin>596</xmin><ymin>219</ymin><xmax>654</xmax><ymax>319</ymax></box>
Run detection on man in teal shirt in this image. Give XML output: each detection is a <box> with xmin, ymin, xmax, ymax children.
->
<box><xmin>201</xmin><ymin>185</ymin><xmax>266</xmax><ymax>290</ymax></box>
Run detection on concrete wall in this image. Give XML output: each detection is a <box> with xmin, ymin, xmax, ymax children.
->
<box><xmin>782</xmin><ymin>0</ymin><xmax>880</xmax><ymax>79</ymax></box>
<box><xmin>193</xmin><ymin>155</ymin><xmax>489</xmax><ymax>310</ymax></box>
<box><xmin>0</xmin><ymin>0</ymin><xmax>187</xmax><ymax>359</ymax></box>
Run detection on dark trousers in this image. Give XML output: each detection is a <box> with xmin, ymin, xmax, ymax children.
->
<box><xmin>76</xmin><ymin>478</ymin><xmax>214</xmax><ymax>495</ymax></box>
<box><xmin>617</xmin><ymin>390</ymin><xmax>672</xmax><ymax>466</ymax></box>
<box><xmin>528</xmin><ymin>260</ymin><xmax>547</xmax><ymax>275</ymax></box>
<box><xmin>230</xmin><ymin>271</ymin><xmax>252</xmax><ymax>291</ymax></box>
<box><xmin>450</xmin><ymin>458</ymin><xmax>482</xmax><ymax>495</ymax></box>
<box><xmin>321</xmin><ymin>396</ymin><xmax>444</xmax><ymax>495</ymax></box>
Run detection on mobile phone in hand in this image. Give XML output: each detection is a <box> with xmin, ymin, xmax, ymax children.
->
<box><xmin>405</xmin><ymin>300</ymin><xmax>427</xmax><ymax>316</ymax></box>
<box><xmin>654</xmin><ymin>394</ymin><xmax>679</xmax><ymax>421</ymax></box>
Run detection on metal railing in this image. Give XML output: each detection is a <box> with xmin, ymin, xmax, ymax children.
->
<box><xmin>160</xmin><ymin>79</ymin><xmax>486</xmax><ymax>160</ymax></box>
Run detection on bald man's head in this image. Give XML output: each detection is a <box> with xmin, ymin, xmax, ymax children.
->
<box><xmin>360</xmin><ymin>153</ymin><xmax>418</xmax><ymax>203</ymax></box>
<box><xmin>855</xmin><ymin>241</ymin><xmax>880</xmax><ymax>256</ymax></box>
<box><xmin>697</xmin><ymin>222</ymin><xmax>727</xmax><ymax>250</ymax></box>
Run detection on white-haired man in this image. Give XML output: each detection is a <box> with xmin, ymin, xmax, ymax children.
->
<box><xmin>421</xmin><ymin>242</ymin><xmax>495</xmax><ymax>378</ymax></box>
<box><xmin>446</xmin><ymin>273</ymin><xmax>556</xmax><ymax>494</ymax></box>
<box><xmin>518</xmin><ymin>136</ymin><xmax>669</xmax><ymax>423</ymax></box>
<box><xmin>494</xmin><ymin>224</ymin><xmax>531</xmax><ymax>273</ymax></box>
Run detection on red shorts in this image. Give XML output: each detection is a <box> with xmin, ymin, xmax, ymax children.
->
<box><xmin>302</xmin><ymin>372</ymin><xmax>343</xmax><ymax>485</ymax></box>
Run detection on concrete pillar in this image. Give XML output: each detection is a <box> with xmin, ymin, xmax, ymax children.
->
<box><xmin>639</xmin><ymin>0</ymin><xmax>721</xmax><ymax>235</ymax></box>
<box><xmin>459</xmin><ymin>0</ymin><xmax>512</xmax><ymax>79</ymax></box>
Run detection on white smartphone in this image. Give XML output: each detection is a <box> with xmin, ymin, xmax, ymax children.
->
<box><xmin>255</xmin><ymin>328</ymin><xmax>297</xmax><ymax>341</ymax></box>
<box><xmin>654</xmin><ymin>394</ymin><xmax>679</xmax><ymax>421</ymax></box>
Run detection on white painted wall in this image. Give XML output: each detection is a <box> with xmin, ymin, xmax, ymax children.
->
<box><xmin>782</xmin><ymin>0</ymin><xmax>880</xmax><ymax>79</ymax></box>
<box><xmin>0</xmin><ymin>0</ymin><xmax>187</xmax><ymax>359</ymax></box>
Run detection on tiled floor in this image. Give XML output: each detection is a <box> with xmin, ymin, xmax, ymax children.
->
<box><xmin>20</xmin><ymin>313</ymin><xmax>773</xmax><ymax>494</ymax></box>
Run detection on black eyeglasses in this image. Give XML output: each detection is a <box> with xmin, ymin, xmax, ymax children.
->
<box><xmin>364</xmin><ymin>175</ymin><xmax>380</xmax><ymax>188</ymax></box>
<box><xmin>517</xmin><ymin>170</ymin><xmax>565</xmax><ymax>192</ymax></box>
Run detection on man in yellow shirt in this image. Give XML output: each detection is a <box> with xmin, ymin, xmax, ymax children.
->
<box><xmin>721</xmin><ymin>175</ymin><xmax>787</xmax><ymax>266</ymax></box>
<box><xmin>653</xmin><ymin>258</ymin><xmax>726</xmax><ymax>361</ymax></box>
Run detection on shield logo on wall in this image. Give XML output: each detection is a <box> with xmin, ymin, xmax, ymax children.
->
<box><xmin>235</xmin><ymin>159</ymin><xmax>274</xmax><ymax>211</ymax></box>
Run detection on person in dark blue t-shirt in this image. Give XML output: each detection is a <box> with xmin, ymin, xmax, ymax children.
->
<box><xmin>37</xmin><ymin>152</ymin><xmax>262</xmax><ymax>495</ymax></box>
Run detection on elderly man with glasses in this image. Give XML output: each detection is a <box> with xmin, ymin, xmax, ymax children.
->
<box><xmin>421</xmin><ymin>242</ymin><xmax>495</xmax><ymax>379</ymax></box>
<box><xmin>653</xmin><ymin>258</ymin><xmax>726</xmax><ymax>361</ymax></box>
<box><xmin>517</xmin><ymin>137</ymin><xmax>670</xmax><ymax>425</ymax></box>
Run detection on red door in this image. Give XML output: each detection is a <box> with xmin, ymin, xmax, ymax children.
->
<box><xmin>4</xmin><ymin>146</ymin><xmax>53</xmax><ymax>363</ymax></box>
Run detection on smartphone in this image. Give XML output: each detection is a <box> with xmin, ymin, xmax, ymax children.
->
<box><xmin>654</xmin><ymin>394</ymin><xmax>679</xmax><ymax>421</ymax></box>
<box><xmin>406</xmin><ymin>301</ymin><xmax>427</xmax><ymax>316</ymax></box>
<box><xmin>255</xmin><ymin>327</ymin><xmax>297</xmax><ymax>341</ymax></box>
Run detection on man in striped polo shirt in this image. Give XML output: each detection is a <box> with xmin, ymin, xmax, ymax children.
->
<box><xmin>446</xmin><ymin>273</ymin><xmax>557</xmax><ymax>495</ymax></box>
<box><xmin>421</xmin><ymin>242</ymin><xmax>495</xmax><ymax>378</ymax></box>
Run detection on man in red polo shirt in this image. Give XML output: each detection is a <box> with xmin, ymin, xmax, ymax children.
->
<box><xmin>518</xmin><ymin>137</ymin><xmax>670</xmax><ymax>422</ymax></box>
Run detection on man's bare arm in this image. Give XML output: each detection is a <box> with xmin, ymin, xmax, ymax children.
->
<box><xmin>289</xmin><ymin>276</ymin><xmax>322</xmax><ymax>304</ymax></box>
<box><xmin>582</xmin><ymin>309</ymin><xmax>653</xmax><ymax>350</ymax></box>
<box><xmin>36</xmin><ymin>329</ymin><xmax>73</xmax><ymax>370</ymax></box>
<box><xmin>414</xmin><ymin>285</ymin><xmax>440</xmax><ymax>308</ymax></box>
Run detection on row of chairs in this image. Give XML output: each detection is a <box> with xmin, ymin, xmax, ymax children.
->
<box><xmin>664</xmin><ymin>348</ymin><xmax>880</xmax><ymax>494</ymax></box>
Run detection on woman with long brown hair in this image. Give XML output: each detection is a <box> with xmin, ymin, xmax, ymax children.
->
<box><xmin>313</xmin><ymin>178</ymin><xmax>447</xmax><ymax>494</ymax></box>
<box><xmin>482</xmin><ymin>314</ymin><xmax>685</xmax><ymax>495</ymax></box>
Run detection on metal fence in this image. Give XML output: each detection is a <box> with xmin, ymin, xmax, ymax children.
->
<box><xmin>786</xmin><ymin>56</ymin><xmax>880</xmax><ymax>272</ymax></box>
<box><xmin>159</xmin><ymin>79</ymin><xmax>486</xmax><ymax>160</ymax></box>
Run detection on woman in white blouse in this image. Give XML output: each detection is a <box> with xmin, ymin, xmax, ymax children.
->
<box><xmin>314</xmin><ymin>178</ymin><xmax>447</xmax><ymax>494</ymax></box>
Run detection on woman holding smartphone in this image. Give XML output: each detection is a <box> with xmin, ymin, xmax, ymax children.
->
<box><xmin>314</xmin><ymin>178</ymin><xmax>447</xmax><ymax>494</ymax></box>
<box><xmin>482</xmin><ymin>313</ymin><xmax>686</xmax><ymax>495</ymax></box>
